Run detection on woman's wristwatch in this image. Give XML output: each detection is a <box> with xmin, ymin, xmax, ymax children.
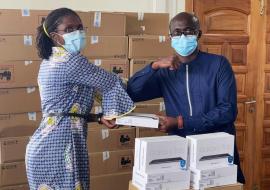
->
<box><xmin>97</xmin><ymin>113</ymin><xmax>103</xmax><ymax>124</ymax></box>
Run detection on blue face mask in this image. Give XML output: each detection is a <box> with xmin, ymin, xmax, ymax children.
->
<box><xmin>171</xmin><ymin>35</ymin><xmax>198</xmax><ymax>56</ymax></box>
<box><xmin>61</xmin><ymin>30</ymin><xmax>86</xmax><ymax>54</ymax></box>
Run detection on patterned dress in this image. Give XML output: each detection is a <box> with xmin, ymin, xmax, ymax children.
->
<box><xmin>25</xmin><ymin>47</ymin><xmax>134</xmax><ymax>190</ymax></box>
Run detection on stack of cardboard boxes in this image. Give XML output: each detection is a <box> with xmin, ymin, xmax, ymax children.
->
<box><xmin>87</xmin><ymin>125</ymin><xmax>135</xmax><ymax>190</ymax></box>
<box><xmin>83</xmin><ymin>11</ymin><xmax>134</xmax><ymax>190</ymax></box>
<box><xmin>132</xmin><ymin>136</ymin><xmax>190</xmax><ymax>190</ymax></box>
<box><xmin>126</xmin><ymin>12</ymin><xmax>172</xmax><ymax>138</ymax></box>
<box><xmin>80</xmin><ymin>11</ymin><xmax>129</xmax><ymax>78</ymax></box>
<box><xmin>187</xmin><ymin>132</ymin><xmax>237</xmax><ymax>189</ymax></box>
<box><xmin>0</xmin><ymin>9</ymin><xmax>173</xmax><ymax>190</ymax></box>
<box><xmin>0</xmin><ymin>9</ymin><xmax>47</xmax><ymax>189</ymax></box>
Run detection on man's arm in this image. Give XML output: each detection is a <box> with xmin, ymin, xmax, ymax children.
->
<box><xmin>127</xmin><ymin>64</ymin><xmax>162</xmax><ymax>102</ymax></box>
<box><xmin>127</xmin><ymin>56</ymin><xmax>179</xmax><ymax>102</ymax></box>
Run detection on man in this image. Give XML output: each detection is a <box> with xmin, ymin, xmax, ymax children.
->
<box><xmin>127</xmin><ymin>12</ymin><xmax>245</xmax><ymax>183</ymax></box>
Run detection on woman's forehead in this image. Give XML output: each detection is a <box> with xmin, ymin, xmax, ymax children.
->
<box><xmin>58</xmin><ymin>15</ymin><xmax>82</xmax><ymax>27</ymax></box>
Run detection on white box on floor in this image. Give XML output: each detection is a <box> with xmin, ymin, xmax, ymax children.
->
<box><xmin>191</xmin><ymin>175</ymin><xmax>237</xmax><ymax>190</ymax></box>
<box><xmin>116</xmin><ymin>113</ymin><xmax>159</xmax><ymax>128</ymax></box>
<box><xmin>132</xmin><ymin>178</ymin><xmax>190</xmax><ymax>190</ymax></box>
<box><xmin>190</xmin><ymin>164</ymin><xmax>237</xmax><ymax>181</ymax></box>
<box><xmin>132</xmin><ymin>167</ymin><xmax>190</xmax><ymax>184</ymax></box>
<box><xmin>134</xmin><ymin>136</ymin><xmax>188</xmax><ymax>173</ymax></box>
<box><xmin>187</xmin><ymin>132</ymin><xmax>234</xmax><ymax>168</ymax></box>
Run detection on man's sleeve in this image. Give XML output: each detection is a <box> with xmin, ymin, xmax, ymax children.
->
<box><xmin>180</xmin><ymin>57</ymin><xmax>238</xmax><ymax>133</ymax></box>
<box><xmin>127</xmin><ymin>64</ymin><xmax>162</xmax><ymax>102</ymax></box>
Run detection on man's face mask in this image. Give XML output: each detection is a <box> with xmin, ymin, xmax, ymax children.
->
<box><xmin>60</xmin><ymin>30</ymin><xmax>86</xmax><ymax>54</ymax></box>
<box><xmin>171</xmin><ymin>35</ymin><xmax>198</xmax><ymax>57</ymax></box>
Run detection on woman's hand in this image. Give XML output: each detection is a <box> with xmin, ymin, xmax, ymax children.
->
<box><xmin>101</xmin><ymin>117</ymin><xmax>117</xmax><ymax>129</ymax></box>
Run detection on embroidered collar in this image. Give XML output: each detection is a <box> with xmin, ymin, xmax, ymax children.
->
<box><xmin>50</xmin><ymin>47</ymin><xmax>70</xmax><ymax>62</ymax></box>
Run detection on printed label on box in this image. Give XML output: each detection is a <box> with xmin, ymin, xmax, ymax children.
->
<box><xmin>24</xmin><ymin>35</ymin><xmax>32</xmax><ymax>46</ymax></box>
<box><xmin>119</xmin><ymin>155</ymin><xmax>133</xmax><ymax>169</ymax></box>
<box><xmin>21</xmin><ymin>9</ymin><xmax>30</xmax><ymax>16</ymax></box>
<box><xmin>0</xmin><ymin>66</ymin><xmax>13</xmax><ymax>83</ymax></box>
<box><xmin>94</xmin><ymin>12</ymin><xmax>102</xmax><ymax>27</ymax></box>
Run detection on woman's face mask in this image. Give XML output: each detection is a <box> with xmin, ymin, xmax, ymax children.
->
<box><xmin>60</xmin><ymin>30</ymin><xmax>86</xmax><ymax>54</ymax></box>
<box><xmin>171</xmin><ymin>35</ymin><xmax>198</xmax><ymax>57</ymax></box>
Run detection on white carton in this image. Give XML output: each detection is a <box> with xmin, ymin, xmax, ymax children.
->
<box><xmin>190</xmin><ymin>164</ymin><xmax>237</xmax><ymax>181</ymax></box>
<box><xmin>190</xmin><ymin>165</ymin><xmax>237</xmax><ymax>190</ymax></box>
<box><xmin>191</xmin><ymin>175</ymin><xmax>237</xmax><ymax>190</ymax></box>
<box><xmin>134</xmin><ymin>136</ymin><xmax>188</xmax><ymax>173</ymax></box>
<box><xmin>132</xmin><ymin>167</ymin><xmax>190</xmax><ymax>184</ymax></box>
<box><xmin>187</xmin><ymin>132</ymin><xmax>234</xmax><ymax>168</ymax></box>
<box><xmin>116</xmin><ymin>113</ymin><xmax>159</xmax><ymax>128</ymax></box>
<box><xmin>132</xmin><ymin>178</ymin><xmax>190</xmax><ymax>190</ymax></box>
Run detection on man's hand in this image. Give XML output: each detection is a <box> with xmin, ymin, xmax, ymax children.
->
<box><xmin>157</xmin><ymin>115</ymin><xmax>178</xmax><ymax>133</ymax></box>
<box><xmin>101</xmin><ymin>117</ymin><xmax>117</xmax><ymax>129</ymax></box>
<box><xmin>152</xmin><ymin>56</ymin><xmax>180</xmax><ymax>70</ymax></box>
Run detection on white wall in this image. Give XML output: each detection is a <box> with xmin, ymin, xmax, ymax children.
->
<box><xmin>0</xmin><ymin>0</ymin><xmax>185</xmax><ymax>14</ymax></box>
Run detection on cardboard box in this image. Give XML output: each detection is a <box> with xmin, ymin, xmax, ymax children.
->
<box><xmin>132</xmin><ymin>178</ymin><xmax>190</xmax><ymax>190</ymax></box>
<box><xmin>134</xmin><ymin>136</ymin><xmax>188</xmax><ymax>173</ymax></box>
<box><xmin>90</xmin><ymin>149</ymin><xmax>134</xmax><ymax>176</ymax></box>
<box><xmin>125</xmin><ymin>13</ymin><xmax>169</xmax><ymax>35</ymax></box>
<box><xmin>0</xmin><ymin>125</ymin><xmax>37</xmax><ymax>139</ymax></box>
<box><xmin>187</xmin><ymin>132</ymin><xmax>235</xmax><ymax>168</ymax></box>
<box><xmin>0</xmin><ymin>9</ymin><xmax>49</xmax><ymax>35</ymax></box>
<box><xmin>0</xmin><ymin>184</ymin><xmax>29</xmax><ymax>190</ymax></box>
<box><xmin>132</xmin><ymin>167</ymin><xmax>190</xmax><ymax>184</ymax></box>
<box><xmin>0</xmin><ymin>162</ymin><xmax>27</xmax><ymax>187</ymax></box>
<box><xmin>116</xmin><ymin>113</ymin><xmax>159</xmax><ymax>128</ymax></box>
<box><xmin>0</xmin><ymin>60</ymin><xmax>40</xmax><ymax>88</ymax></box>
<box><xmin>134</xmin><ymin>103</ymin><xmax>165</xmax><ymax>114</ymax></box>
<box><xmin>0</xmin><ymin>87</ymin><xmax>41</xmax><ymax>114</ymax></box>
<box><xmin>190</xmin><ymin>165</ymin><xmax>237</xmax><ymax>181</ymax></box>
<box><xmin>136</xmin><ymin>128</ymin><xmax>167</xmax><ymax>138</ymax></box>
<box><xmin>129</xmin><ymin>59</ymin><xmax>155</xmax><ymax>77</ymax></box>
<box><xmin>79</xmin><ymin>12</ymin><xmax>126</xmax><ymax>36</ymax></box>
<box><xmin>89</xmin><ymin>59</ymin><xmax>129</xmax><ymax>78</ymax></box>
<box><xmin>128</xmin><ymin>35</ymin><xmax>173</xmax><ymax>59</ymax></box>
<box><xmin>0</xmin><ymin>112</ymin><xmax>41</xmax><ymax>131</ymax></box>
<box><xmin>0</xmin><ymin>35</ymin><xmax>39</xmax><ymax>60</ymax></box>
<box><xmin>83</xmin><ymin>36</ymin><xmax>128</xmax><ymax>59</ymax></box>
<box><xmin>128</xmin><ymin>181</ymin><xmax>243</xmax><ymax>190</ymax></box>
<box><xmin>90</xmin><ymin>172</ymin><xmax>131</xmax><ymax>190</ymax></box>
<box><xmin>0</xmin><ymin>136</ymin><xmax>30</xmax><ymax>163</ymax></box>
<box><xmin>87</xmin><ymin>126</ymin><xmax>136</xmax><ymax>153</ymax></box>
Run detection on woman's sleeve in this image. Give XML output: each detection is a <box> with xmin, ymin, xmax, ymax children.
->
<box><xmin>66</xmin><ymin>55</ymin><xmax>135</xmax><ymax>119</ymax></box>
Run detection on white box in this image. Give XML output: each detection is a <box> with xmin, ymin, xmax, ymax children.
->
<box><xmin>132</xmin><ymin>167</ymin><xmax>190</xmax><ymax>184</ymax></box>
<box><xmin>116</xmin><ymin>113</ymin><xmax>159</xmax><ymax>128</ymax></box>
<box><xmin>132</xmin><ymin>179</ymin><xmax>190</xmax><ymax>190</ymax></box>
<box><xmin>190</xmin><ymin>164</ymin><xmax>237</xmax><ymax>181</ymax></box>
<box><xmin>187</xmin><ymin>132</ymin><xmax>234</xmax><ymax>168</ymax></box>
<box><xmin>191</xmin><ymin>175</ymin><xmax>237</xmax><ymax>190</ymax></box>
<box><xmin>190</xmin><ymin>165</ymin><xmax>237</xmax><ymax>190</ymax></box>
<box><xmin>134</xmin><ymin>136</ymin><xmax>188</xmax><ymax>173</ymax></box>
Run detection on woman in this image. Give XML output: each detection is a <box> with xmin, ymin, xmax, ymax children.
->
<box><xmin>25</xmin><ymin>8</ymin><xmax>135</xmax><ymax>190</ymax></box>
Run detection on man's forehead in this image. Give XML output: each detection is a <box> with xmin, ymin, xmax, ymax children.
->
<box><xmin>171</xmin><ymin>19</ymin><xmax>195</xmax><ymax>30</ymax></box>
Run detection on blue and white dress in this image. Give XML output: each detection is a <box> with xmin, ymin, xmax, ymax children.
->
<box><xmin>25</xmin><ymin>47</ymin><xmax>135</xmax><ymax>190</ymax></box>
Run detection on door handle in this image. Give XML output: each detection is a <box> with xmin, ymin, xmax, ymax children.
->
<box><xmin>245</xmin><ymin>100</ymin><xmax>256</xmax><ymax>104</ymax></box>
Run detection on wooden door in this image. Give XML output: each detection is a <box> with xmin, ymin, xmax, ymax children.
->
<box><xmin>186</xmin><ymin>1</ymin><xmax>260</xmax><ymax>189</ymax></box>
<box><xmin>254</xmin><ymin>0</ymin><xmax>270</xmax><ymax>189</ymax></box>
